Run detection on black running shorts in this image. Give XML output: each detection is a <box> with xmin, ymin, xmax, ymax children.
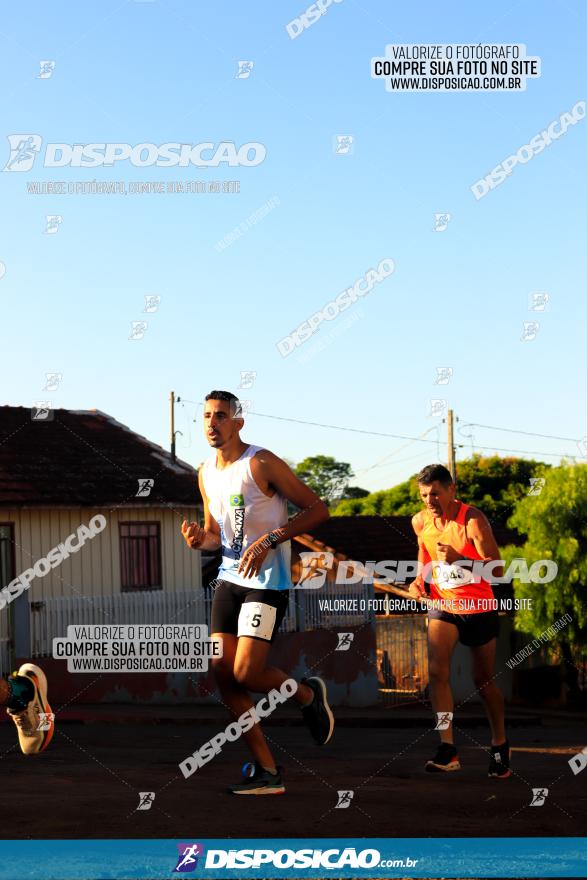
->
<box><xmin>211</xmin><ymin>579</ymin><xmax>290</xmax><ymax>643</ymax></box>
<box><xmin>428</xmin><ymin>609</ymin><xmax>500</xmax><ymax>647</ymax></box>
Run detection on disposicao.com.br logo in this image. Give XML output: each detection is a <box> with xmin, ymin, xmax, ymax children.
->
<box><xmin>174</xmin><ymin>842</ymin><xmax>205</xmax><ymax>873</ymax></box>
<box><xmin>3</xmin><ymin>135</ymin><xmax>266</xmax><ymax>171</ymax></box>
<box><xmin>200</xmin><ymin>846</ymin><xmax>386</xmax><ymax>870</ymax></box>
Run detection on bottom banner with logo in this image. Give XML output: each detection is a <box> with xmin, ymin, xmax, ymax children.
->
<box><xmin>0</xmin><ymin>838</ymin><xmax>585</xmax><ymax>879</ymax></box>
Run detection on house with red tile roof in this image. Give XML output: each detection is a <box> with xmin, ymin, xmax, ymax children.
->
<box><xmin>0</xmin><ymin>406</ymin><xmax>203</xmax><ymax>666</ymax></box>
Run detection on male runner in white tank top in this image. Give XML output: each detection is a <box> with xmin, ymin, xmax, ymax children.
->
<box><xmin>181</xmin><ymin>390</ymin><xmax>334</xmax><ymax>794</ymax></box>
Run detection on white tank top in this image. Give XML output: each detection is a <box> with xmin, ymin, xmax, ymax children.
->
<box><xmin>201</xmin><ymin>444</ymin><xmax>292</xmax><ymax>591</ymax></box>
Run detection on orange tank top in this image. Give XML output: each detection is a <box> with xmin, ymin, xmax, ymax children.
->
<box><xmin>420</xmin><ymin>501</ymin><xmax>495</xmax><ymax>614</ymax></box>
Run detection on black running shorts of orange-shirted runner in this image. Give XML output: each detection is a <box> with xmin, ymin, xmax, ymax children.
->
<box><xmin>428</xmin><ymin>608</ymin><xmax>500</xmax><ymax>647</ymax></box>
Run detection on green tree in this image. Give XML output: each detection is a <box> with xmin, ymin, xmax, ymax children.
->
<box><xmin>340</xmin><ymin>486</ymin><xmax>369</xmax><ymax>500</ymax></box>
<box><xmin>332</xmin><ymin>454</ymin><xmax>547</xmax><ymax>521</ymax></box>
<box><xmin>332</xmin><ymin>480</ymin><xmax>420</xmax><ymax>516</ymax></box>
<box><xmin>294</xmin><ymin>455</ymin><xmax>354</xmax><ymax>505</ymax></box>
<box><xmin>453</xmin><ymin>455</ymin><xmax>549</xmax><ymax>522</ymax></box>
<box><xmin>503</xmin><ymin>463</ymin><xmax>587</xmax><ymax>656</ymax></box>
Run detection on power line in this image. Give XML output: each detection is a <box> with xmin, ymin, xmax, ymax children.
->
<box><xmin>455</xmin><ymin>442</ymin><xmax>572</xmax><ymax>459</ymax></box>
<box><xmin>248</xmin><ymin>412</ymin><xmax>574</xmax><ymax>458</ymax></box>
<box><xmin>246</xmin><ymin>412</ymin><xmax>569</xmax><ymax>459</ymax></box>
<box><xmin>179</xmin><ymin>401</ymin><xmax>441</xmax><ymax>444</ymax></box>
<box><xmin>361</xmin><ymin>449</ymin><xmax>437</xmax><ymax>471</ymax></box>
<box><xmin>463</xmin><ymin>421</ymin><xmax>580</xmax><ymax>443</ymax></box>
<box><xmin>356</xmin><ymin>426</ymin><xmax>438</xmax><ymax>475</ymax></box>
<box><xmin>179</xmin><ymin>399</ymin><xmax>577</xmax><ymax>460</ymax></box>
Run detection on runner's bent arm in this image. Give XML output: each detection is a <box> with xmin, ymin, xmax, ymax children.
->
<box><xmin>466</xmin><ymin>509</ymin><xmax>503</xmax><ymax>578</ymax></box>
<box><xmin>181</xmin><ymin>470</ymin><xmax>222</xmax><ymax>551</ymax></box>
<box><xmin>250</xmin><ymin>451</ymin><xmax>329</xmax><ymax>543</ymax></box>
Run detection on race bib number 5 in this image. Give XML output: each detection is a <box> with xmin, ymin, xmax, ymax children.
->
<box><xmin>238</xmin><ymin>602</ymin><xmax>277</xmax><ymax>641</ymax></box>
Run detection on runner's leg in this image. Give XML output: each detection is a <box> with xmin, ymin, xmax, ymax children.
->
<box><xmin>428</xmin><ymin>618</ymin><xmax>459</xmax><ymax>744</ymax></box>
<box><xmin>234</xmin><ymin>592</ymin><xmax>334</xmax><ymax>746</ymax></box>
<box><xmin>233</xmin><ymin>636</ymin><xmax>312</xmax><ymax>706</ymax></box>
<box><xmin>211</xmin><ymin>632</ymin><xmax>278</xmax><ymax>771</ymax></box>
<box><xmin>470</xmin><ymin>638</ymin><xmax>506</xmax><ymax>745</ymax></box>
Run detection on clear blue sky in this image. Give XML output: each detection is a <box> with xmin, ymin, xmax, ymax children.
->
<box><xmin>1</xmin><ymin>0</ymin><xmax>585</xmax><ymax>492</ymax></box>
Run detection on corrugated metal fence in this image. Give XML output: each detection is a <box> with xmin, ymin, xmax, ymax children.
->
<box><xmin>29</xmin><ymin>582</ymin><xmax>376</xmax><ymax>657</ymax></box>
<box><xmin>294</xmin><ymin>582</ymin><xmax>376</xmax><ymax>631</ymax></box>
<box><xmin>30</xmin><ymin>589</ymin><xmax>213</xmax><ymax>657</ymax></box>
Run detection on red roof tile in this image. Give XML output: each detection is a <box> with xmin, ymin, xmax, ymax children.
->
<box><xmin>0</xmin><ymin>407</ymin><xmax>200</xmax><ymax>507</ymax></box>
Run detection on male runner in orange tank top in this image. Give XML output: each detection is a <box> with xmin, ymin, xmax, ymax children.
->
<box><xmin>409</xmin><ymin>464</ymin><xmax>511</xmax><ymax>778</ymax></box>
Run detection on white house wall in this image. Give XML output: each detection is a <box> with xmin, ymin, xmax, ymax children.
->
<box><xmin>1</xmin><ymin>507</ymin><xmax>201</xmax><ymax>599</ymax></box>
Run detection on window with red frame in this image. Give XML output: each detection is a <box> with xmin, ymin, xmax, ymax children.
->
<box><xmin>119</xmin><ymin>522</ymin><xmax>161</xmax><ymax>590</ymax></box>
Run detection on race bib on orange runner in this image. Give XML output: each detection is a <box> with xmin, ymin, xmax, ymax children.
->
<box><xmin>432</xmin><ymin>562</ymin><xmax>475</xmax><ymax>590</ymax></box>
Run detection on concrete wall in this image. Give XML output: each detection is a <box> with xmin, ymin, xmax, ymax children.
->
<box><xmin>17</xmin><ymin>624</ymin><xmax>380</xmax><ymax>708</ymax></box>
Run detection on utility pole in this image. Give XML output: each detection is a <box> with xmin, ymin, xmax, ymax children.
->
<box><xmin>447</xmin><ymin>408</ymin><xmax>456</xmax><ymax>482</ymax></box>
<box><xmin>170</xmin><ymin>391</ymin><xmax>176</xmax><ymax>461</ymax></box>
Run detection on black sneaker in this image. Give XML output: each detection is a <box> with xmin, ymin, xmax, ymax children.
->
<box><xmin>228</xmin><ymin>761</ymin><xmax>285</xmax><ymax>795</ymax></box>
<box><xmin>488</xmin><ymin>740</ymin><xmax>512</xmax><ymax>778</ymax></box>
<box><xmin>301</xmin><ymin>676</ymin><xmax>334</xmax><ymax>745</ymax></box>
<box><xmin>425</xmin><ymin>742</ymin><xmax>461</xmax><ymax>772</ymax></box>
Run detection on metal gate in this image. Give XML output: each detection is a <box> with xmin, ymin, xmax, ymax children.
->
<box><xmin>376</xmin><ymin>614</ymin><xmax>429</xmax><ymax>705</ymax></box>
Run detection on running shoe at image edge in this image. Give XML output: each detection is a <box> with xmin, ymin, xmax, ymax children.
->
<box><xmin>6</xmin><ymin>663</ymin><xmax>54</xmax><ymax>755</ymax></box>
<box><xmin>301</xmin><ymin>676</ymin><xmax>335</xmax><ymax>746</ymax></box>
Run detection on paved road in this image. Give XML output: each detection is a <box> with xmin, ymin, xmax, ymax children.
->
<box><xmin>1</xmin><ymin>717</ymin><xmax>585</xmax><ymax>840</ymax></box>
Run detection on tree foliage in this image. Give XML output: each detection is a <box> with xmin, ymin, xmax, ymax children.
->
<box><xmin>332</xmin><ymin>479</ymin><xmax>420</xmax><ymax>516</ymax></box>
<box><xmin>332</xmin><ymin>454</ymin><xmax>548</xmax><ymax>521</ymax></box>
<box><xmin>502</xmin><ymin>463</ymin><xmax>587</xmax><ymax>653</ymax></box>
<box><xmin>294</xmin><ymin>455</ymin><xmax>355</xmax><ymax>505</ymax></box>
